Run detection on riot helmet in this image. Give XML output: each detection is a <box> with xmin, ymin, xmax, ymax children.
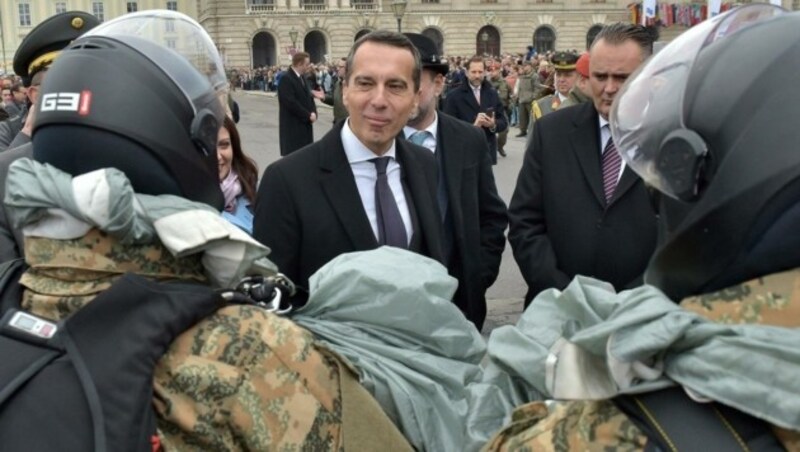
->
<box><xmin>611</xmin><ymin>5</ymin><xmax>800</xmax><ymax>300</ymax></box>
<box><xmin>33</xmin><ymin>10</ymin><xmax>227</xmax><ymax>210</ymax></box>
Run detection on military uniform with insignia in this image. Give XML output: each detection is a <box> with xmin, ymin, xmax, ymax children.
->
<box><xmin>0</xmin><ymin>11</ymin><xmax>99</xmax><ymax>152</ymax></box>
<box><xmin>530</xmin><ymin>51</ymin><xmax>579</xmax><ymax>122</ymax></box>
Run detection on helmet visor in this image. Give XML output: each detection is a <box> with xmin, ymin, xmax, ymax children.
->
<box><xmin>610</xmin><ymin>4</ymin><xmax>785</xmax><ymax>199</ymax></box>
<box><xmin>82</xmin><ymin>10</ymin><xmax>227</xmax><ymax>116</ymax></box>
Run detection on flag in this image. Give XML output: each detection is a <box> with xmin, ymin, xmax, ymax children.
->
<box><xmin>709</xmin><ymin>0</ymin><xmax>722</xmax><ymax>18</ymax></box>
<box><xmin>643</xmin><ymin>0</ymin><xmax>657</xmax><ymax>24</ymax></box>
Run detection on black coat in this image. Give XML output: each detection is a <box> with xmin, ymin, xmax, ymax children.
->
<box><xmin>508</xmin><ymin>102</ymin><xmax>658</xmax><ymax>304</ymax></box>
<box><xmin>435</xmin><ymin>112</ymin><xmax>508</xmax><ymax>329</ymax></box>
<box><xmin>277</xmin><ymin>69</ymin><xmax>317</xmax><ymax>156</ymax></box>
<box><xmin>443</xmin><ymin>79</ymin><xmax>508</xmax><ymax>164</ymax></box>
<box><xmin>254</xmin><ymin>121</ymin><xmax>445</xmax><ymax>300</ymax></box>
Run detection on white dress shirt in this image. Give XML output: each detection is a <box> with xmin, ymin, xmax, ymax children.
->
<box><xmin>341</xmin><ymin>120</ymin><xmax>413</xmax><ymax>245</ymax></box>
<box><xmin>402</xmin><ymin>112</ymin><xmax>439</xmax><ymax>154</ymax></box>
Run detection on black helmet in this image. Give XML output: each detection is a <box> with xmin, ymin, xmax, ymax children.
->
<box><xmin>611</xmin><ymin>4</ymin><xmax>800</xmax><ymax>300</ymax></box>
<box><xmin>33</xmin><ymin>10</ymin><xmax>227</xmax><ymax>210</ymax></box>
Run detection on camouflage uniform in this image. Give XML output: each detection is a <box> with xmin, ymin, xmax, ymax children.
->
<box><xmin>484</xmin><ymin>269</ymin><xmax>800</xmax><ymax>451</ymax></box>
<box><xmin>489</xmin><ymin>75</ymin><xmax>511</xmax><ymax>154</ymax></box>
<box><xmin>21</xmin><ymin>229</ymin><xmax>411</xmax><ymax>451</ymax></box>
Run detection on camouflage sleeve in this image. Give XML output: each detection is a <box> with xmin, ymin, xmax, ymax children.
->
<box><xmin>483</xmin><ymin>400</ymin><xmax>647</xmax><ymax>452</ymax></box>
<box><xmin>153</xmin><ymin>305</ymin><xmax>344</xmax><ymax>451</ymax></box>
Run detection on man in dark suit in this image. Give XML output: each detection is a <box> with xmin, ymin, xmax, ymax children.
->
<box><xmin>402</xmin><ymin>33</ymin><xmax>507</xmax><ymax>330</ymax></box>
<box><xmin>443</xmin><ymin>56</ymin><xmax>507</xmax><ymax>165</ymax></box>
<box><xmin>254</xmin><ymin>31</ymin><xmax>444</xmax><ymax>302</ymax></box>
<box><xmin>278</xmin><ymin>51</ymin><xmax>319</xmax><ymax>156</ymax></box>
<box><xmin>508</xmin><ymin>23</ymin><xmax>659</xmax><ymax>306</ymax></box>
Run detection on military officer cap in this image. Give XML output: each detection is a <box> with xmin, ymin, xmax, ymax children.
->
<box><xmin>551</xmin><ymin>51</ymin><xmax>580</xmax><ymax>72</ymax></box>
<box><xmin>13</xmin><ymin>11</ymin><xmax>100</xmax><ymax>87</ymax></box>
<box><xmin>403</xmin><ymin>33</ymin><xmax>449</xmax><ymax>76</ymax></box>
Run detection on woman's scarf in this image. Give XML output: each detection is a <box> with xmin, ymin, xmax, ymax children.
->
<box><xmin>221</xmin><ymin>168</ymin><xmax>243</xmax><ymax>213</ymax></box>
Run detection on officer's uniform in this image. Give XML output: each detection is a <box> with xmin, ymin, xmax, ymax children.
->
<box><xmin>0</xmin><ymin>11</ymin><xmax>100</xmax><ymax>152</ymax></box>
<box><xmin>531</xmin><ymin>51</ymin><xmax>580</xmax><ymax>122</ymax></box>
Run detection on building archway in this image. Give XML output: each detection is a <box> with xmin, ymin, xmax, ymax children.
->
<box><xmin>533</xmin><ymin>26</ymin><xmax>556</xmax><ymax>54</ymax></box>
<box><xmin>586</xmin><ymin>24</ymin><xmax>604</xmax><ymax>50</ymax></box>
<box><xmin>422</xmin><ymin>27</ymin><xmax>444</xmax><ymax>56</ymax></box>
<box><xmin>252</xmin><ymin>31</ymin><xmax>276</xmax><ymax>67</ymax></box>
<box><xmin>476</xmin><ymin>25</ymin><xmax>500</xmax><ymax>57</ymax></box>
<box><xmin>355</xmin><ymin>28</ymin><xmax>372</xmax><ymax>41</ymax></box>
<box><xmin>304</xmin><ymin>30</ymin><xmax>327</xmax><ymax>63</ymax></box>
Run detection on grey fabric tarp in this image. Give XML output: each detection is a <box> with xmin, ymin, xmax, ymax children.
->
<box><xmin>485</xmin><ymin>276</ymin><xmax>800</xmax><ymax>432</ymax></box>
<box><xmin>291</xmin><ymin>247</ymin><xmax>517</xmax><ymax>451</ymax></box>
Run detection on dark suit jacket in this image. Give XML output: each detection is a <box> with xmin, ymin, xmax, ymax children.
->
<box><xmin>435</xmin><ymin>112</ymin><xmax>507</xmax><ymax>329</ymax></box>
<box><xmin>278</xmin><ymin>68</ymin><xmax>317</xmax><ymax>156</ymax></box>
<box><xmin>0</xmin><ymin>143</ymin><xmax>32</xmax><ymax>262</ymax></box>
<box><xmin>254</xmin><ymin>121</ymin><xmax>445</xmax><ymax>301</ymax></box>
<box><xmin>508</xmin><ymin>102</ymin><xmax>657</xmax><ymax>305</ymax></box>
<box><xmin>443</xmin><ymin>79</ymin><xmax>508</xmax><ymax>164</ymax></box>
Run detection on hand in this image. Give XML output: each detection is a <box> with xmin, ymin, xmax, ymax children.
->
<box><xmin>311</xmin><ymin>89</ymin><xmax>325</xmax><ymax>100</ymax></box>
<box><xmin>473</xmin><ymin>112</ymin><xmax>492</xmax><ymax>129</ymax></box>
<box><xmin>310</xmin><ymin>112</ymin><xmax>317</xmax><ymax>123</ymax></box>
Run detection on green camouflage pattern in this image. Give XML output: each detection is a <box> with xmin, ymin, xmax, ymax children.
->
<box><xmin>485</xmin><ymin>269</ymin><xmax>800</xmax><ymax>451</ymax></box>
<box><xmin>20</xmin><ymin>228</ymin><xmax>206</xmax><ymax>320</ymax></box>
<box><xmin>483</xmin><ymin>400</ymin><xmax>646</xmax><ymax>452</ymax></box>
<box><xmin>681</xmin><ymin>268</ymin><xmax>800</xmax><ymax>327</ymax></box>
<box><xmin>22</xmin><ymin>229</ymin><xmax>348</xmax><ymax>451</ymax></box>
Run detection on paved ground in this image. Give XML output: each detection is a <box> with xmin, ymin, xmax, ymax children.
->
<box><xmin>232</xmin><ymin>90</ymin><xmax>528</xmax><ymax>334</ymax></box>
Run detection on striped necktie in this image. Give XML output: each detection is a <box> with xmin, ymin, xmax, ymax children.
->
<box><xmin>601</xmin><ymin>135</ymin><xmax>621</xmax><ymax>203</ymax></box>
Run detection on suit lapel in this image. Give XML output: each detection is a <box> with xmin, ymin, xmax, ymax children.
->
<box><xmin>438</xmin><ymin>115</ymin><xmax>463</xmax><ymax>220</ymax></box>
<box><xmin>396</xmin><ymin>140</ymin><xmax>444</xmax><ymax>263</ymax></box>
<box><xmin>608</xmin><ymin>166</ymin><xmax>639</xmax><ymax>206</ymax></box>
<box><xmin>319</xmin><ymin>124</ymin><xmax>379</xmax><ymax>250</ymax></box>
<box><xmin>569</xmin><ymin>104</ymin><xmax>606</xmax><ymax>207</ymax></box>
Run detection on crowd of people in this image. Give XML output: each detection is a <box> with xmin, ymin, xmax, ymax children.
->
<box><xmin>0</xmin><ymin>5</ymin><xmax>799</xmax><ymax>451</ymax></box>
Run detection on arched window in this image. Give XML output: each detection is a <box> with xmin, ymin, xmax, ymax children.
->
<box><xmin>533</xmin><ymin>26</ymin><xmax>555</xmax><ymax>54</ymax></box>
<box><xmin>354</xmin><ymin>29</ymin><xmax>372</xmax><ymax>41</ymax></box>
<box><xmin>421</xmin><ymin>27</ymin><xmax>444</xmax><ymax>56</ymax></box>
<box><xmin>586</xmin><ymin>24</ymin><xmax>604</xmax><ymax>50</ymax></box>
<box><xmin>476</xmin><ymin>25</ymin><xmax>500</xmax><ymax>57</ymax></box>
<box><xmin>303</xmin><ymin>31</ymin><xmax>327</xmax><ymax>63</ymax></box>
<box><xmin>252</xmin><ymin>31</ymin><xmax>276</xmax><ymax>67</ymax></box>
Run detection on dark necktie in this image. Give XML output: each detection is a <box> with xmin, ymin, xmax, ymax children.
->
<box><xmin>371</xmin><ymin>157</ymin><xmax>408</xmax><ymax>248</ymax></box>
<box><xmin>601</xmin><ymin>134</ymin><xmax>622</xmax><ymax>203</ymax></box>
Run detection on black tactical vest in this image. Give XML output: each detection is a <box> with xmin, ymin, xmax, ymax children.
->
<box><xmin>0</xmin><ymin>259</ymin><xmax>225</xmax><ymax>452</ymax></box>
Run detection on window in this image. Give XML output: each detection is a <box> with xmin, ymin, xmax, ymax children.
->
<box><xmin>92</xmin><ymin>2</ymin><xmax>105</xmax><ymax>21</ymax></box>
<box><xmin>420</xmin><ymin>0</ymin><xmax>439</xmax><ymax>3</ymax></box>
<box><xmin>248</xmin><ymin>0</ymin><xmax>275</xmax><ymax>11</ymax></box>
<box><xmin>586</xmin><ymin>24</ymin><xmax>603</xmax><ymax>50</ymax></box>
<box><xmin>350</xmin><ymin>0</ymin><xmax>375</xmax><ymax>9</ymax></box>
<box><xmin>165</xmin><ymin>19</ymin><xmax>175</xmax><ymax>32</ymax></box>
<box><xmin>533</xmin><ymin>26</ymin><xmax>555</xmax><ymax>54</ymax></box>
<box><xmin>18</xmin><ymin>3</ymin><xmax>31</xmax><ymax>26</ymax></box>
<box><xmin>166</xmin><ymin>1</ymin><xmax>178</xmax><ymax>10</ymax></box>
<box><xmin>166</xmin><ymin>38</ymin><xmax>177</xmax><ymax>49</ymax></box>
<box><xmin>301</xmin><ymin>0</ymin><xmax>326</xmax><ymax>10</ymax></box>
<box><xmin>127</xmin><ymin>1</ymin><xmax>138</xmax><ymax>12</ymax></box>
<box><xmin>55</xmin><ymin>2</ymin><xmax>67</xmax><ymax>14</ymax></box>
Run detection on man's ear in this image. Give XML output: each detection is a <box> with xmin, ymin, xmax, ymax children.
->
<box><xmin>26</xmin><ymin>86</ymin><xmax>38</xmax><ymax>105</ymax></box>
<box><xmin>434</xmin><ymin>74</ymin><xmax>445</xmax><ymax>97</ymax></box>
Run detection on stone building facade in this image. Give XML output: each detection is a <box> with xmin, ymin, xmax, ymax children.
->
<box><xmin>0</xmin><ymin>0</ymin><xmax>197</xmax><ymax>73</ymax></box>
<box><xmin>0</xmin><ymin>0</ymin><xmax>795</xmax><ymax>73</ymax></box>
<box><xmin>199</xmin><ymin>0</ymin><xmax>795</xmax><ymax>69</ymax></box>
